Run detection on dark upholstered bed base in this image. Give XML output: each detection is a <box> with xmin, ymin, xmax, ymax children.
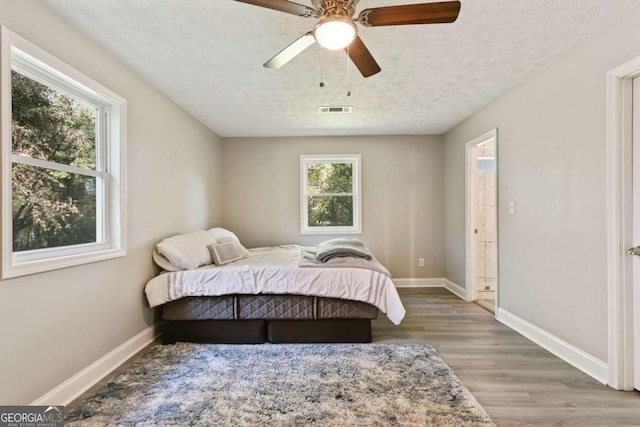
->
<box><xmin>267</xmin><ymin>319</ymin><xmax>372</xmax><ymax>343</ymax></box>
<box><xmin>161</xmin><ymin>295</ymin><xmax>379</xmax><ymax>321</ymax></box>
<box><xmin>161</xmin><ymin>319</ymin><xmax>372</xmax><ymax>344</ymax></box>
<box><xmin>162</xmin><ymin>320</ymin><xmax>266</xmax><ymax>345</ymax></box>
<box><xmin>160</xmin><ymin>294</ymin><xmax>377</xmax><ymax>344</ymax></box>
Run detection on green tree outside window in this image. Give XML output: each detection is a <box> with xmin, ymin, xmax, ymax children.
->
<box><xmin>11</xmin><ymin>71</ymin><xmax>98</xmax><ymax>251</ymax></box>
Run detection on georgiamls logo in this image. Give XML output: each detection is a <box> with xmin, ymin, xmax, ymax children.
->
<box><xmin>0</xmin><ymin>405</ymin><xmax>64</xmax><ymax>426</ymax></box>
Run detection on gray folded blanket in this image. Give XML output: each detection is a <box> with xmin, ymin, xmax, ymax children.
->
<box><xmin>301</xmin><ymin>250</ymin><xmax>391</xmax><ymax>277</ymax></box>
<box><xmin>315</xmin><ymin>237</ymin><xmax>373</xmax><ymax>263</ymax></box>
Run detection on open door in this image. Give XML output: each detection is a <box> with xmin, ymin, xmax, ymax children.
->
<box><xmin>465</xmin><ymin>129</ymin><xmax>498</xmax><ymax>313</ymax></box>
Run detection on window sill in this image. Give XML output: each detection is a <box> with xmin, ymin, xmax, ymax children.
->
<box><xmin>2</xmin><ymin>247</ymin><xmax>126</xmax><ymax>279</ymax></box>
<box><xmin>301</xmin><ymin>227</ymin><xmax>362</xmax><ymax>235</ymax></box>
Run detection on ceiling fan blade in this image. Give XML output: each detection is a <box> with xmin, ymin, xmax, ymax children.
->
<box><xmin>358</xmin><ymin>1</ymin><xmax>461</xmax><ymax>27</ymax></box>
<box><xmin>346</xmin><ymin>36</ymin><xmax>381</xmax><ymax>78</ymax></box>
<box><xmin>264</xmin><ymin>32</ymin><xmax>316</xmax><ymax>69</ymax></box>
<box><xmin>233</xmin><ymin>0</ymin><xmax>315</xmax><ymax>17</ymax></box>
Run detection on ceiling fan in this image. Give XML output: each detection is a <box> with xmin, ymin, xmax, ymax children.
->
<box><xmin>233</xmin><ymin>0</ymin><xmax>461</xmax><ymax>78</ymax></box>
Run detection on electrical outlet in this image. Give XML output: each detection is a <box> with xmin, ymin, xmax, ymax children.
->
<box><xmin>418</xmin><ymin>258</ymin><xmax>425</xmax><ymax>268</ymax></box>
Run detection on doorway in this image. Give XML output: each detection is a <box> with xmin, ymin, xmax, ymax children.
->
<box><xmin>465</xmin><ymin>129</ymin><xmax>498</xmax><ymax>314</ymax></box>
<box><xmin>606</xmin><ymin>56</ymin><xmax>640</xmax><ymax>391</ymax></box>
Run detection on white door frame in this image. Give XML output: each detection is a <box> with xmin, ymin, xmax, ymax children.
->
<box><xmin>633</xmin><ymin>77</ymin><xmax>640</xmax><ymax>390</ymax></box>
<box><xmin>606</xmin><ymin>56</ymin><xmax>640</xmax><ymax>390</ymax></box>
<box><xmin>465</xmin><ymin>128</ymin><xmax>498</xmax><ymax>307</ymax></box>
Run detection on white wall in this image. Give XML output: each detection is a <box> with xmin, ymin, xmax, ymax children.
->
<box><xmin>444</xmin><ymin>9</ymin><xmax>640</xmax><ymax>362</ymax></box>
<box><xmin>222</xmin><ymin>136</ymin><xmax>444</xmax><ymax>278</ymax></box>
<box><xmin>5</xmin><ymin>0</ymin><xmax>635</xmax><ymax>404</ymax></box>
<box><xmin>0</xmin><ymin>0</ymin><xmax>223</xmax><ymax>404</ymax></box>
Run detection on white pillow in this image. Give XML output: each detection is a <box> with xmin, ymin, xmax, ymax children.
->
<box><xmin>152</xmin><ymin>248</ymin><xmax>180</xmax><ymax>272</ymax></box>
<box><xmin>207</xmin><ymin>227</ymin><xmax>241</xmax><ymax>244</ymax></box>
<box><xmin>156</xmin><ymin>230</ymin><xmax>217</xmax><ymax>270</ymax></box>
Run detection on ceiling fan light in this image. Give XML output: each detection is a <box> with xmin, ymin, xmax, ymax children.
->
<box><xmin>313</xmin><ymin>18</ymin><xmax>357</xmax><ymax>50</ymax></box>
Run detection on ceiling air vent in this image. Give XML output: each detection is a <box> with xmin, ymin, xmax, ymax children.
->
<box><xmin>319</xmin><ymin>106</ymin><xmax>353</xmax><ymax>114</ymax></box>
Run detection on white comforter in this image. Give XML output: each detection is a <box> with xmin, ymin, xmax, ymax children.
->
<box><xmin>145</xmin><ymin>245</ymin><xmax>406</xmax><ymax>325</ymax></box>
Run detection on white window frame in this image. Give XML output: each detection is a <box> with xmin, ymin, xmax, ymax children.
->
<box><xmin>0</xmin><ymin>27</ymin><xmax>127</xmax><ymax>279</ymax></box>
<box><xmin>300</xmin><ymin>154</ymin><xmax>362</xmax><ymax>235</ymax></box>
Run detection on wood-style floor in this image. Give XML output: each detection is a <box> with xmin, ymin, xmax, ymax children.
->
<box><xmin>70</xmin><ymin>288</ymin><xmax>640</xmax><ymax>426</ymax></box>
<box><xmin>374</xmin><ymin>288</ymin><xmax>640</xmax><ymax>426</ymax></box>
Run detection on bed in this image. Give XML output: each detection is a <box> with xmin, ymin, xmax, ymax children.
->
<box><xmin>144</xmin><ymin>229</ymin><xmax>405</xmax><ymax>344</ymax></box>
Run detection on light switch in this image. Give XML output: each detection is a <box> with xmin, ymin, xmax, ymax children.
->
<box><xmin>509</xmin><ymin>201</ymin><xmax>516</xmax><ymax>215</ymax></box>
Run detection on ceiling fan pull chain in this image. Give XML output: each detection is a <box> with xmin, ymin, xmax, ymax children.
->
<box><xmin>346</xmin><ymin>44</ymin><xmax>351</xmax><ymax>97</ymax></box>
<box><xmin>319</xmin><ymin>45</ymin><xmax>325</xmax><ymax>88</ymax></box>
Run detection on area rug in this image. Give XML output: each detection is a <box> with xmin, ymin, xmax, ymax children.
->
<box><xmin>66</xmin><ymin>343</ymin><xmax>495</xmax><ymax>426</ymax></box>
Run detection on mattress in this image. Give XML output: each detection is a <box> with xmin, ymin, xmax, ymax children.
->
<box><xmin>146</xmin><ymin>245</ymin><xmax>405</xmax><ymax>325</ymax></box>
<box><xmin>162</xmin><ymin>295</ymin><xmax>379</xmax><ymax>321</ymax></box>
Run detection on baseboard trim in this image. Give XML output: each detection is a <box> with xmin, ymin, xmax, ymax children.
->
<box><xmin>443</xmin><ymin>279</ymin><xmax>467</xmax><ymax>301</ymax></box>
<box><xmin>393</xmin><ymin>278</ymin><xmax>469</xmax><ymax>301</ymax></box>
<box><xmin>31</xmin><ymin>325</ymin><xmax>158</xmax><ymax>406</ymax></box>
<box><xmin>496</xmin><ymin>308</ymin><xmax>608</xmax><ymax>385</ymax></box>
<box><xmin>393</xmin><ymin>278</ymin><xmax>445</xmax><ymax>288</ymax></box>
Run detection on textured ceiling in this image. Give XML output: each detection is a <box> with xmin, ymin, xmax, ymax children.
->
<box><xmin>44</xmin><ymin>0</ymin><xmax>640</xmax><ymax>137</ymax></box>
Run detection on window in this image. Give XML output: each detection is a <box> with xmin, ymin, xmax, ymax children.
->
<box><xmin>1</xmin><ymin>28</ymin><xmax>126</xmax><ymax>278</ymax></box>
<box><xmin>300</xmin><ymin>154</ymin><xmax>361</xmax><ymax>234</ymax></box>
